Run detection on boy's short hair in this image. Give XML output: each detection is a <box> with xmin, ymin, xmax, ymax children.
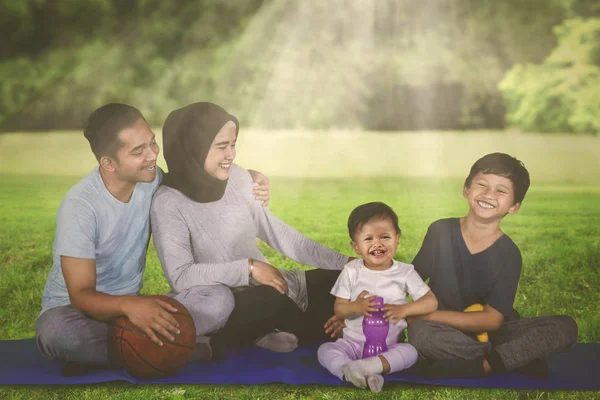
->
<box><xmin>464</xmin><ymin>152</ymin><xmax>530</xmax><ymax>204</ymax></box>
<box><xmin>84</xmin><ymin>103</ymin><xmax>145</xmax><ymax>161</ymax></box>
<box><xmin>347</xmin><ymin>202</ymin><xmax>401</xmax><ymax>240</ymax></box>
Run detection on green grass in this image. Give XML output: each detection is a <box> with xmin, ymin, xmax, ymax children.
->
<box><xmin>1</xmin><ymin>131</ymin><xmax>600</xmax><ymax>398</ymax></box>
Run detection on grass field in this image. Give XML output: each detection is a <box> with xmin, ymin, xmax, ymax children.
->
<box><xmin>1</xmin><ymin>130</ymin><xmax>599</xmax><ymax>399</ymax></box>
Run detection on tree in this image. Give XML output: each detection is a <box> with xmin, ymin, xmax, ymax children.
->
<box><xmin>500</xmin><ymin>18</ymin><xmax>600</xmax><ymax>134</ymax></box>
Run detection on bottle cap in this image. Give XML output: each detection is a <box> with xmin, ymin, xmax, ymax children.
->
<box><xmin>371</xmin><ymin>296</ymin><xmax>384</xmax><ymax>308</ymax></box>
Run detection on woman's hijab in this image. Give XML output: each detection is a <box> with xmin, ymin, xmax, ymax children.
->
<box><xmin>161</xmin><ymin>102</ymin><xmax>239</xmax><ymax>203</ymax></box>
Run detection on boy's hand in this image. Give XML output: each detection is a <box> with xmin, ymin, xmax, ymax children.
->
<box><xmin>463</xmin><ymin>303</ymin><xmax>489</xmax><ymax>342</ymax></box>
<box><xmin>406</xmin><ymin>312</ymin><xmax>435</xmax><ymax>325</ymax></box>
<box><xmin>121</xmin><ymin>297</ymin><xmax>181</xmax><ymax>347</ymax></box>
<box><xmin>351</xmin><ymin>290</ymin><xmax>378</xmax><ymax>317</ymax></box>
<box><xmin>382</xmin><ymin>303</ymin><xmax>409</xmax><ymax>325</ymax></box>
<box><xmin>324</xmin><ymin>315</ymin><xmax>346</xmax><ymax>338</ymax></box>
<box><xmin>248</xmin><ymin>169</ymin><xmax>270</xmax><ymax>207</ymax></box>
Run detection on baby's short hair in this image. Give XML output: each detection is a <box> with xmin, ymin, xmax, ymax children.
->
<box><xmin>84</xmin><ymin>103</ymin><xmax>144</xmax><ymax>161</ymax></box>
<box><xmin>347</xmin><ymin>202</ymin><xmax>401</xmax><ymax>240</ymax></box>
<box><xmin>464</xmin><ymin>153</ymin><xmax>530</xmax><ymax>204</ymax></box>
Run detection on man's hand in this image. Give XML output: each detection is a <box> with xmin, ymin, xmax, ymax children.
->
<box><xmin>382</xmin><ymin>303</ymin><xmax>410</xmax><ymax>325</ymax></box>
<box><xmin>248</xmin><ymin>169</ymin><xmax>270</xmax><ymax>207</ymax></box>
<box><xmin>121</xmin><ymin>297</ymin><xmax>181</xmax><ymax>346</ymax></box>
<box><xmin>351</xmin><ymin>290</ymin><xmax>378</xmax><ymax>317</ymax></box>
<box><xmin>251</xmin><ymin>259</ymin><xmax>288</xmax><ymax>294</ymax></box>
<box><xmin>324</xmin><ymin>315</ymin><xmax>346</xmax><ymax>338</ymax></box>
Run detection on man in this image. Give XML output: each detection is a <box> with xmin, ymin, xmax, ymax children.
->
<box><xmin>36</xmin><ymin>104</ymin><xmax>271</xmax><ymax>373</ymax></box>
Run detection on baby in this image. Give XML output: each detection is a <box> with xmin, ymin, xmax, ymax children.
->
<box><xmin>317</xmin><ymin>202</ymin><xmax>438</xmax><ymax>392</ymax></box>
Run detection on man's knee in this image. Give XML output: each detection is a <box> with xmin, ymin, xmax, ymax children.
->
<box><xmin>36</xmin><ymin>308</ymin><xmax>90</xmax><ymax>360</ymax></box>
<box><xmin>36</xmin><ymin>319</ymin><xmax>69</xmax><ymax>359</ymax></box>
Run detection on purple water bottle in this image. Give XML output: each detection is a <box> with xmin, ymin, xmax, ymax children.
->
<box><xmin>362</xmin><ymin>296</ymin><xmax>389</xmax><ymax>359</ymax></box>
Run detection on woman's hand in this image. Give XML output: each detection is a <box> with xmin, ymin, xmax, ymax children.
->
<box><xmin>324</xmin><ymin>315</ymin><xmax>346</xmax><ymax>338</ymax></box>
<box><xmin>248</xmin><ymin>169</ymin><xmax>270</xmax><ymax>207</ymax></box>
<box><xmin>251</xmin><ymin>259</ymin><xmax>288</xmax><ymax>294</ymax></box>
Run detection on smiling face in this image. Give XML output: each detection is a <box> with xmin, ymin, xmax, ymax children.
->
<box><xmin>203</xmin><ymin>121</ymin><xmax>237</xmax><ymax>180</ymax></box>
<box><xmin>351</xmin><ymin>217</ymin><xmax>400</xmax><ymax>271</ymax></box>
<box><xmin>463</xmin><ymin>172</ymin><xmax>521</xmax><ymax>221</ymax></box>
<box><xmin>110</xmin><ymin>118</ymin><xmax>159</xmax><ymax>184</ymax></box>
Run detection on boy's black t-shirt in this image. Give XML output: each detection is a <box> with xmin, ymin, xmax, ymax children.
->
<box><xmin>412</xmin><ymin>218</ymin><xmax>522</xmax><ymax>320</ymax></box>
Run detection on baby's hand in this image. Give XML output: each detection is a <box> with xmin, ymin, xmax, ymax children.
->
<box><xmin>352</xmin><ymin>290</ymin><xmax>378</xmax><ymax>317</ymax></box>
<box><xmin>382</xmin><ymin>304</ymin><xmax>409</xmax><ymax>325</ymax></box>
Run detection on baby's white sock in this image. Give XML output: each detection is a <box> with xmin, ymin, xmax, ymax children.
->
<box><xmin>366</xmin><ymin>374</ymin><xmax>384</xmax><ymax>392</ymax></box>
<box><xmin>361</xmin><ymin>356</ymin><xmax>384</xmax><ymax>375</ymax></box>
<box><xmin>342</xmin><ymin>357</ymin><xmax>383</xmax><ymax>389</ymax></box>
<box><xmin>254</xmin><ymin>331</ymin><xmax>298</xmax><ymax>352</ymax></box>
<box><xmin>342</xmin><ymin>362</ymin><xmax>367</xmax><ymax>389</ymax></box>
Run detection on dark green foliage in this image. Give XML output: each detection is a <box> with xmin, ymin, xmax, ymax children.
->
<box><xmin>500</xmin><ymin>18</ymin><xmax>600</xmax><ymax>134</ymax></box>
<box><xmin>0</xmin><ymin>0</ymin><xmax>264</xmax><ymax>130</ymax></box>
<box><xmin>0</xmin><ymin>0</ymin><xmax>598</xmax><ymax>132</ymax></box>
<box><xmin>203</xmin><ymin>0</ymin><xmax>567</xmax><ymax>130</ymax></box>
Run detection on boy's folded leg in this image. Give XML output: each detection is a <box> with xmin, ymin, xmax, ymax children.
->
<box><xmin>486</xmin><ymin>348</ymin><xmax>547</xmax><ymax>379</ymax></box>
<box><xmin>406</xmin><ymin>359</ymin><xmax>431</xmax><ymax>377</ymax></box>
<box><xmin>425</xmin><ymin>354</ymin><xmax>547</xmax><ymax>380</ymax></box>
<box><xmin>425</xmin><ymin>358</ymin><xmax>486</xmax><ymax>380</ymax></box>
<box><xmin>513</xmin><ymin>358</ymin><xmax>548</xmax><ymax>379</ymax></box>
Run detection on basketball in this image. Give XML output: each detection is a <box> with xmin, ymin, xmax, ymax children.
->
<box><xmin>110</xmin><ymin>295</ymin><xmax>196</xmax><ymax>379</ymax></box>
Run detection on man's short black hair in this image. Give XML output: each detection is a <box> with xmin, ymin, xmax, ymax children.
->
<box><xmin>464</xmin><ymin>152</ymin><xmax>530</xmax><ymax>204</ymax></box>
<box><xmin>83</xmin><ymin>103</ymin><xmax>145</xmax><ymax>161</ymax></box>
<box><xmin>347</xmin><ymin>202</ymin><xmax>401</xmax><ymax>240</ymax></box>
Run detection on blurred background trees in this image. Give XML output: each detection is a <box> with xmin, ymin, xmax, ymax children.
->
<box><xmin>0</xmin><ymin>0</ymin><xmax>598</xmax><ymax>133</ymax></box>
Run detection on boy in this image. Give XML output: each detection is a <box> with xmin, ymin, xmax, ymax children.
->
<box><xmin>318</xmin><ymin>202</ymin><xmax>437</xmax><ymax>392</ymax></box>
<box><xmin>407</xmin><ymin>153</ymin><xmax>578</xmax><ymax>379</ymax></box>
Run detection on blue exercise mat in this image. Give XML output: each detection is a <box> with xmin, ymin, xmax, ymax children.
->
<box><xmin>1</xmin><ymin>339</ymin><xmax>599</xmax><ymax>389</ymax></box>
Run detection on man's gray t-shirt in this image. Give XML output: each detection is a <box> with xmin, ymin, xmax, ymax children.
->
<box><xmin>40</xmin><ymin>167</ymin><xmax>162</xmax><ymax>315</ymax></box>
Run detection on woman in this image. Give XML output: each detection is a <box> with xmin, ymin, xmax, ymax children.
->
<box><xmin>150</xmin><ymin>102</ymin><xmax>352</xmax><ymax>356</ymax></box>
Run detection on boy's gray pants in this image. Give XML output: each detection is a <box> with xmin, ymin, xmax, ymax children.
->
<box><xmin>407</xmin><ymin>315</ymin><xmax>578</xmax><ymax>370</ymax></box>
<box><xmin>36</xmin><ymin>284</ymin><xmax>235</xmax><ymax>366</ymax></box>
